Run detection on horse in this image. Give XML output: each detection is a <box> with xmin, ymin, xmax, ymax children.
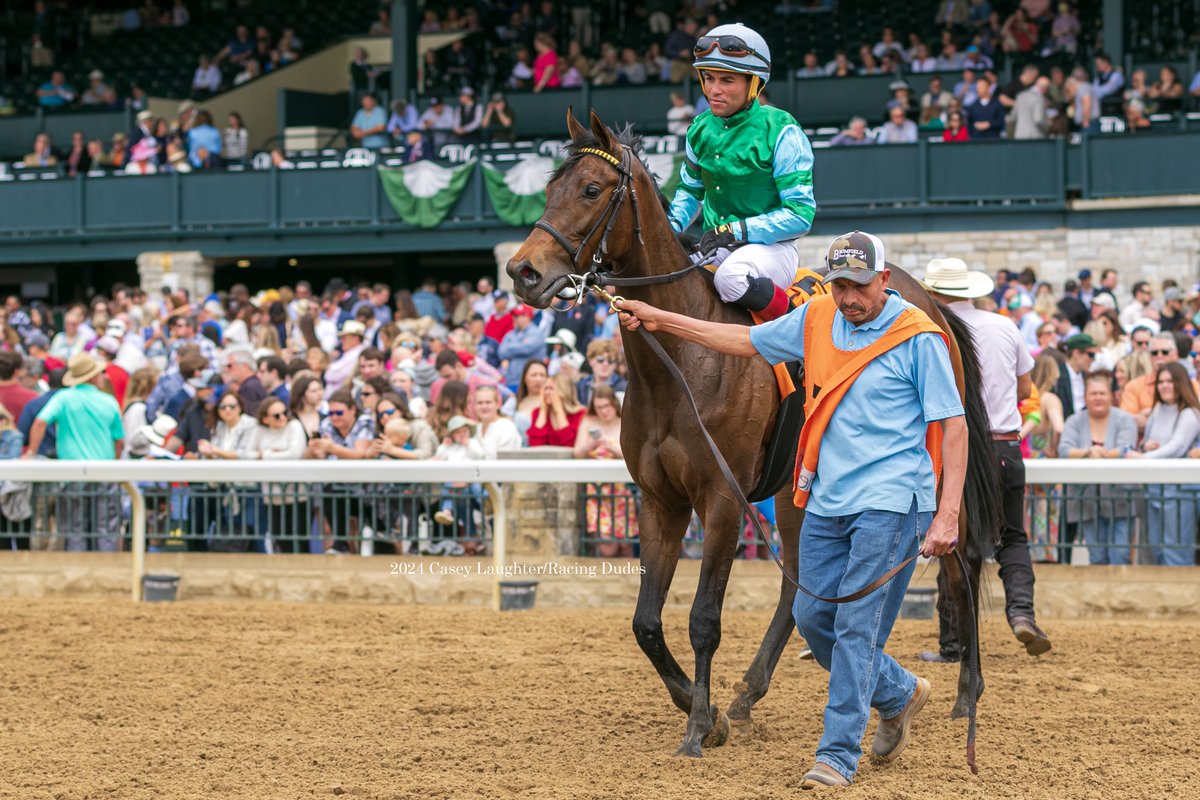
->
<box><xmin>506</xmin><ymin>109</ymin><xmax>1000</xmax><ymax>760</ymax></box>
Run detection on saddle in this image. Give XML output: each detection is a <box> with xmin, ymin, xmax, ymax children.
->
<box><xmin>744</xmin><ymin>266</ymin><xmax>827</xmax><ymax>503</ymax></box>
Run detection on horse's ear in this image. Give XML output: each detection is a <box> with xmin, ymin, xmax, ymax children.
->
<box><xmin>588</xmin><ymin>109</ymin><xmax>618</xmax><ymax>155</ymax></box>
<box><xmin>566</xmin><ymin>106</ymin><xmax>587</xmax><ymax>143</ymax></box>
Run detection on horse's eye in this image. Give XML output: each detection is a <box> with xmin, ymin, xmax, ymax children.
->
<box><xmin>584</xmin><ymin>184</ymin><xmax>601</xmax><ymax>199</ymax></box>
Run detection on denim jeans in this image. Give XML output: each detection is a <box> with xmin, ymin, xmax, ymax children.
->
<box><xmin>792</xmin><ymin>497</ymin><xmax>928</xmax><ymax>781</ymax></box>
<box><xmin>1083</xmin><ymin>515</ymin><xmax>1130</xmax><ymax>565</ymax></box>
<box><xmin>1147</xmin><ymin>485</ymin><xmax>1198</xmax><ymax>566</ymax></box>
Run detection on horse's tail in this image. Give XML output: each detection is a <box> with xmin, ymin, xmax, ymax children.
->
<box><xmin>938</xmin><ymin>302</ymin><xmax>1003</xmax><ymax>553</ymax></box>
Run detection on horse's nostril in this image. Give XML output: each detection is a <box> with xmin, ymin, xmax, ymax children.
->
<box><xmin>512</xmin><ymin>260</ymin><xmax>541</xmax><ymax>285</ymax></box>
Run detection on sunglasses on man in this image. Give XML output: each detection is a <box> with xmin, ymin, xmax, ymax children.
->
<box><xmin>693</xmin><ymin>35</ymin><xmax>768</xmax><ymax>64</ymax></box>
<box><xmin>1150</xmin><ymin>349</ymin><xmax>1174</xmax><ymax>356</ymax></box>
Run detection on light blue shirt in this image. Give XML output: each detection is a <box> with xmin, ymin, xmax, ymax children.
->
<box><xmin>748</xmin><ymin>290</ymin><xmax>964</xmax><ymax>516</ymax></box>
<box><xmin>352</xmin><ymin>106</ymin><xmax>390</xmax><ymax>148</ymax></box>
<box><xmin>187</xmin><ymin>123</ymin><xmax>223</xmax><ymax>167</ymax></box>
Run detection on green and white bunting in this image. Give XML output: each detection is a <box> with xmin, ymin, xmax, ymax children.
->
<box><xmin>378</xmin><ymin>160</ymin><xmax>475</xmax><ymax>228</ymax></box>
<box><xmin>481</xmin><ymin>156</ymin><xmax>557</xmax><ymax>226</ymax></box>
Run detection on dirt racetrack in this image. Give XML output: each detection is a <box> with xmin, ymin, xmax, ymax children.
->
<box><xmin>1</xmin><ymin>598</ymin><xmax>1196</xmax><ymax>800</ymax></box>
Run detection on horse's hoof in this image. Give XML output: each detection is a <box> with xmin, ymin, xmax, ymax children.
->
<box><xmin>726</xmin><ymin>695</ymin><xmax>752</xmax><ymax>722</ymax></box>
<box><xmin>702</xmin><ymin>709</ymin><xmax>729</xmax><ymax>748</ymax></box>
<box><xmin>675</xmin><ymin>739</ymin><xmax>703</xmax><ymax>758</ymax></box>
<box><xmin>949</xmin><ymin>701</ymin><xmax>971</xmax><ymax>720</ymax></box>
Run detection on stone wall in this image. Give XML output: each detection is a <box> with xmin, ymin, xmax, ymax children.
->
<box><xmin>793</xmin><ymin>225</ymin><xmax>1200</xmax><ymax>297</ymax></box>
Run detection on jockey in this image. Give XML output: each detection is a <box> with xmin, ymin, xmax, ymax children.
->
<box><xmin>667</xmin><ymin>22</ymin><xmax>816</xmax><ymax>321</ymax></box>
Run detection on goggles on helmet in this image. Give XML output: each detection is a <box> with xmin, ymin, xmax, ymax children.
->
<box><xmin>693</xmin><ymin>35</ymin><xmax>769</xmax><ymax>66</ymax></box>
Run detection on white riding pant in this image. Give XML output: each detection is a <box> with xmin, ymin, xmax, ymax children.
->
<box><xmin>710</xmin><ymin>240</ymin><xmax>800</xmax><ymax>303</ymax></box>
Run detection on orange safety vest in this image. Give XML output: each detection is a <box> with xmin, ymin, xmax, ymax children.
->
<box><xmin>793</xmin><ymin>294</ymin><xmax>950</xmax><ymax>509</ymax></box>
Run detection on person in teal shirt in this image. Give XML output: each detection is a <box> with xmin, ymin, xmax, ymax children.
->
<box><xmin>666</xmin><ymin>23</ymin><xmax>816</xmax><ymax>321</ymax></box>
<box><xmin>26</xmin><ymin>353</ymin><xmax>125</xmax><ymax>551</ymax></box>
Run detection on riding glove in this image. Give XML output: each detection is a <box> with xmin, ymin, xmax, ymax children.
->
<box><xmin>699</xmin><ymin>221</ymin><xmax>746</xmax><ymax>256</ymax></box>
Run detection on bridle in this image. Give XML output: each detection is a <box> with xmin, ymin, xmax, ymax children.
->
<box><xmin>534</xmin><ymin>145</ymin><xmax>643</xmax><ymax>275</ymax></box>
<box><xmin>534</xmin><ymin>144</ymin><xmax>701</xmax><ymax>302</ymax></box>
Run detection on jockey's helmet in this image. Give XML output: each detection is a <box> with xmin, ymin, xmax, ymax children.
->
<box><xmin>692</xmin><ymin>23</ymin><xmax>772</xmax><ymax>101</ymax></box>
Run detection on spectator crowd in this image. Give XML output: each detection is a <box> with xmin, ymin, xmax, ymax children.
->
<box><xmin>2</xmin><ymin>260</ymin><xmax>1199</xmax><ymax>567</ymax></box>
<box><xmin>0</xmin><ymin>275</ymin><xmax>634</xmax><ymax>557</ymax></box>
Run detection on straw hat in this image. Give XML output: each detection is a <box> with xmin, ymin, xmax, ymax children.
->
<box><xmin>62</xmin><ymin>353</ymin><xmax>105</xmax><ymax>387</ymax></box>
<box><xmin>920</xmin><ymin>258</ymin><xmax>995</xmax><ymax>299</ymax></box>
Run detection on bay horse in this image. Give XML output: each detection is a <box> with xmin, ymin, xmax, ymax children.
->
<box><xmin>506</xmin><ymin>110</ymin><xmax>1000</xmax><ymax>760</ymax></box>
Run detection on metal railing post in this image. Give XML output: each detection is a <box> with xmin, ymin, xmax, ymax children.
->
<box><xmin>487</xmin><ymin>481</ymin><xmax>505</xmax><ymax>611</ymax></box>
<box><xmin>121</xmin><ymin>480</ymin><xmax>146</xmax><ymax>601</ymax></box>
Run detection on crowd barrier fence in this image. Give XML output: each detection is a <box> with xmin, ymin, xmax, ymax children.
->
<box><xmin>0</xmin><ymin>459</ymin><xmax>1196</xmax><ymax>607</ymax></box>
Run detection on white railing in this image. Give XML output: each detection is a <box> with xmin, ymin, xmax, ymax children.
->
<box><xmin>0</xmin><ymin>458</ymin><xmax>1195</xmax><ymax>604</ymax></box>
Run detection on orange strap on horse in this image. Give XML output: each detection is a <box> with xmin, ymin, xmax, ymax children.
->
<box><xmin>792</xmin><ymin>295</ymin><xmax>950</xmax><ymax>509</ymax></box>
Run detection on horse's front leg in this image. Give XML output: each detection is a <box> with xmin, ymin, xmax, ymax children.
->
<box><xmin>677</xmin><ymin>496</ymin><xmax>741</xmax><ymax>757</ymax></box>
<box><xmin>632</xmin><ymin>497</ymin><xmax>696</xmax><ymax>716</ymax></box>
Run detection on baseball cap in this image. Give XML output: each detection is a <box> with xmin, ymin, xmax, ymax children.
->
<box><xmin>26</xmin><ymin>331</ymin><xmax>50</xmax><ymax>350</ymax></box>
<box><xmin>1077</xmin><ymin>268</ymin><xmax>1092</xmax><ymax>280</ymax></box>
<box><xmin>1091</xmin><ymin>293</ymin><xmax>1117</xmax><ymax>310</ymax></box>
<box><xmin>823</xmin><ymin>231</ymin><xmax>887</xmax><ymax>285</ymax></box>
<box><xmin>491</xmin><ymin>289</ymin><xmax>510</xmax><ymax>302</ymax></box>
<box><xmin>94</xmin><ymin>336</ymin><xmax>121</xmax><ymax>355</ymax></box>
<box><xmin>1064</xmin><ymin>333</ymin><xmax>1096</xmax><ymax>352</ymax></box>
<box><xmin>1007</xmin><ymin>293</ymin><xmax>1033</xmax><ymax>311</ymax></box>
<box><xmin>1164</xmin><ymin>287</ymin><xmax>1184</xmax><ymax>302</ymax></box>
<box><xmin>338</xmin><ymin>320</ymin><xmax>366</xmax><ymax>338</ymax></box>
<box><xmin>511</xmin><ymin>304</ymin><xmax>535</xmax><ymax>318</ymax></box>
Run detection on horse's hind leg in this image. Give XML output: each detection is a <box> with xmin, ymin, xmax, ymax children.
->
<box><xmin>632</xmin><ymin>498</ymin><xmax>696</xmax><ymax>717</ymax></box>
<box><xmin>676</xmin><ymin>496</ymin><xmax>742</xmax><ymax>758</ymax></box>
<box><xmin>727</xmin><ymin>491</ymin><xmax>801</xmax><ymax>722</ymax></box>
<box><xmin>942</xmin><ymin>538</ymin><xmax>985</xmax><ymax>720</ymax></box>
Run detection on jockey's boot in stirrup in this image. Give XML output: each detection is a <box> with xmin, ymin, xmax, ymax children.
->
<box><xmin>736</xmin><ymin>276</ymin><xmax>790</xmax><ymax>321</ymax></box>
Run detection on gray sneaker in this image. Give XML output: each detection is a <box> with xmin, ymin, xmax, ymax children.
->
<box><xmin>871</xmin><ymin>677</ymin><xmax>931</xmax><ymax>761</ymax></box>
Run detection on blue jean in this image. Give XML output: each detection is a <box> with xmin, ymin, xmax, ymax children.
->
<box><xmin>792</xmin><ymin>497</ymin><xmax>928</xmax><ymax>781</ymax></box>
<box><xmin>1147</xmin><ymin>485</ymin><xmax>1198</xmax><ymax>566</ymax></box>
<box><xmin>1083</xmin><ymin>515</ymin><xmax>1130</xmax><ymax>565</ymax></box>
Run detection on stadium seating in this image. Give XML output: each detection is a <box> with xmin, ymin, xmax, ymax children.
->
<box><xmin>0</xmin><ymin>0</ymin><xmax>377</xmax><ymax>115</ymax></box>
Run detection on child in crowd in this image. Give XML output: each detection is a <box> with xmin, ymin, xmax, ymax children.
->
<box><xmin>431</xmin><ymin>414</ymin><xmax>485</xmax><ymax>538</ymax></box>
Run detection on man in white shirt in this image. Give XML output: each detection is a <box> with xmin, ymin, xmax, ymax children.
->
<box><xmin>921</xmin><ymin>257</ymin><xmax>1050</xmax><ymax>662</ymax></box>
<box><xmin>1118</xmin><ymin>281</ymin><xmax>1155</xmax><ymax>331</ymax></box>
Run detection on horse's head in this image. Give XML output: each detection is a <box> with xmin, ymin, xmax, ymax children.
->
<box><xmin>507</xmin><ymin>109</ymin><xmax>652</xmax><ymax>308</ymax></box>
